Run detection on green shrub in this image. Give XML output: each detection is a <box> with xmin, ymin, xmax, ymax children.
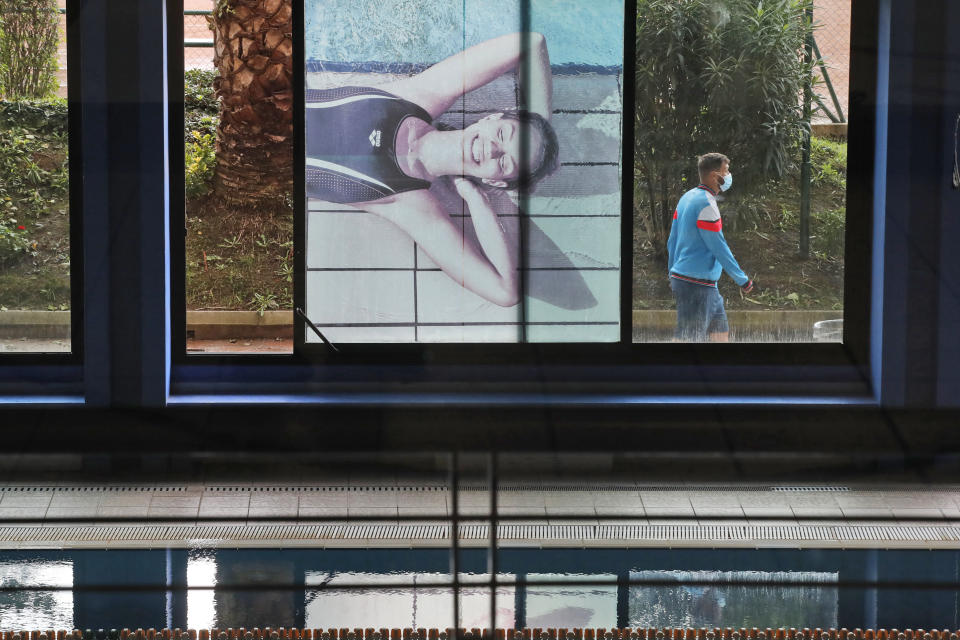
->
<box><xmin>634</xmin><ymin>0</ymin><xmax>816</xmax><ymax>259</ymax></box>
<box><xmin>185</xmin><ymin>130</ymin><xmax>217</xmax><ymax>198</ymax></box>
<box><xmin>184</xmin><ymin>69</ymin><xmax>219</xmax><ymax>115</ymax></box>
<box><xmin>810</xmin><ymin>136</ymin><xmax>847</xmax><ymax>191</ymax></box>
<box><xmin>778</xmin><ymin>203</ymin><xmax>844</xmax><ymax>258</ymax></box>
<box><xmin>0</xmin><ymin>0</ymin><xmax>60</xmax><ymax>99</ymax></box>
<box><xmin>0</xmin><ymin>122</ymin><xmax>68</xmax><ymax>265</ymax></box>
<box><xmin>811</xmin><ymin>206</ymin><xmax>845</xmax><ymax>255</ymax></box>
<box><xmin>0</xmin><ymin>99</ymin><xmax>68</xmax><ymax>134</ymax></box>
<box><xmin>185</xmin><ymin>112</ymin><xmax>219</xmax><ymax>143</ymax></box>
<box><xmin>0</xmin><ymin>216</ymin><xmax>32</xmax><ymax>266</ymax></box>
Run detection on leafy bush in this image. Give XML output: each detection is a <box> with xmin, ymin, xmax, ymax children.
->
<box><xmin>0</xmin><ymin>0</ymin><xmax>60</xmax><ymax>99</ymax></box>
<box><xmin>779</xmin><ymin>204</ymin><xmax>844</xmax><ymax>257</ymax></box>
<box><xmin>184</xmin><ymin>69</ymin><xmax>219</xmax><ymax>115</ymax></box>
<box><xmin>0</xmin><ymin>121</ymin><xmax>68</xmax><ymax>264</ymax></box>
<box><xmin>634</xmin><ymin>0</ymin><xmax>816</xmax><ymax>259</ymax></box>
<box><xmin>185</xmin><ymin>131</ymin><xmax>217</xmax><ymax>198</ymax></box>
<box><xmin>0</xmin><ymin>217</ymin><xmax>32</xmax><ymax>266</ymax></box>
<box><xmin>810</xmin><ymin>136</ymin><xmax>846</xmax><ymax>191</ymax></box>
<box><xmin>185</xmin><ymin>112</ymin><xmax>219</xmax><ymax>143</ymax></box>
<box><xmin>0</xmin><ymin>99</ymin><xmax>67</xmax><ymax>134</ymax></box>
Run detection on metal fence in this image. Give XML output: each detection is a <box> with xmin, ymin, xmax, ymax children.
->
<box><xmin>812</xmin><ymin>0</ymin><xmax>851</xmax><ymax>123</ymax></box>
<box><xmin>50</xmin><ymin>3</ymin><xmax>852</xmax><ymax>117</ymax></box>
<box><xmin>184</xmin><ymin>9</ymin><xmax>215</xmax><ymax>70</ymax></box>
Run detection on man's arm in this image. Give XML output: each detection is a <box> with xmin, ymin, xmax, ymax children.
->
<box><xmin>666</xmin><ymin>206</ymin><xmax>679</xmax><ymax>274</ymax></box>
<box><xmin>381</xmin><ymin>32</ymin><xmax>552</xmax><ymax>120</ymax></box>
<box><xmin>695</xmin><ymin>204</ymin><xmax>750</xmax><ymax>286</ymax></box>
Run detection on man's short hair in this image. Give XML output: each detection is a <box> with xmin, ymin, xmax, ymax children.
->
<box><xmin>697</xmin><ymin>153</ymin><xmax>729</xmax><ymax>180</ymax></box>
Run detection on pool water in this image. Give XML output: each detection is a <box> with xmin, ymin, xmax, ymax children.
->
<box><xmin>304</xmin><ymin>0</ymin><xmax>624</xmax><ymax>69</ymax></box>
<box><xmin>0</xmin><ymin>549</ymin><xmax>957</xmax><ymax>630</ymax></box>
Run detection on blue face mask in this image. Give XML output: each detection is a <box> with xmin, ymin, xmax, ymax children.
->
<box><xmin>719</xmin><ymin>171</ymin><xmax>733</xmax><ymax>192</ymax></box>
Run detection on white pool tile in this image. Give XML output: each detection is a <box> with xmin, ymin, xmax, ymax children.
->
<box><xmin>526</xmin><ymin>269</ymin><xmax>620</xmax><ymax>323</ymax></box>
<box><xmin>416</xmin><ymin>325</ymin><xmax>521</xmax><ymax>343</ymax></box>
<box><xmin>552</xmin><ymin>74</ymin><xmax>622</xmax><ymax>112</ymax></box>
<box><xmin>525</xmin><ymin>324</ymin><xmax>620</xmax><ymax>342</ymax></box>
<box><xmin>307</xmin><ymin>210</ymin><xmax>415</xmax><ymax>269</ymax></box>
<box><xmin>526</xmin><ymin>217</ymin><xmax>620</xmax><ymax>269</ymax></box>
<box><xmin>308</xmin><ymin>326</ymin><xmax>417</xmax><ymax>343</ymax></box>
<box><xmin>0</xmin><ymin>494</ymin><xmax>52</xmax><ymax>508</ymax></box>
<box><xmin>306</xmin><ymin>270</ymin><xmax>415</xmax><ymax>324</ymax></box>
<box><xmin>531</xmin><ymin>165</ymin><xmax>620</xmax><ymax>203</ymax></box>
<box><xmin>550</xmin><ymin>113</ymin><xmax>621</xmax><ymax>164</ymax></box>
<box><xmin>0</xmin><ymin>507</ymin><xmax>48</xmax><ymax>519</ymax></box>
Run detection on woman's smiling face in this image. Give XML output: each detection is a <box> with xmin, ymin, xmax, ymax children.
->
<box><xmin>460</xmin><ymin>113</ymin><xmax>544</xmax><ymax>188</ymax></box>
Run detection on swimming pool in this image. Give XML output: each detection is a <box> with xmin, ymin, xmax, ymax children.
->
<box><xmin>0</xmin><ymin>549</ymin><xmax>956</xmax><ymax>630</ymax></box>
<box><xmin>304</xmin><ymin>0</ymin><xmax>625</xmax><ymax>69</ymax></box>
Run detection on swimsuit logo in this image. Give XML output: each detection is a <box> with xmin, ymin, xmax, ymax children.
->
<box><xmin>369</xmin><ymin>129</ymin><xmax>381</xmax><ymax>148</ymax></box>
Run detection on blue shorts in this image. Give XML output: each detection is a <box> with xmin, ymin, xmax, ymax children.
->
<box><xmin>670</xmin><ymin>276</ymin><xmax>729</xmax><ymax>341</ymax></box>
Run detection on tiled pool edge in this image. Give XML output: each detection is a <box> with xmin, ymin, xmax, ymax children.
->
<box><xmin>0</xmin><ymin>523</ymin><xmax>958</xmax><ymax>550</ymax></box>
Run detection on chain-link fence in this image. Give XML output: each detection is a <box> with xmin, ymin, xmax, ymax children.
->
<box><xmin>812</xmin><ymin>0</ymin><xmax>851</xmax><ymax>123</ymax></box>
<box><xmin>52</xmin><ymin>2</ymin><xmax>851</xmax><ymax>114</ymax></box>
<box><xmin>185</xmin><ymin>9</ymin><xmax>215</xmax><ymax>70</ymax></box>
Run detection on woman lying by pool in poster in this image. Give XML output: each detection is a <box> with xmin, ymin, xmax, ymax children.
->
<box><xmin>305</xmin><ymin>32</ymin><xmax>559</xmax><ymax>307</ymax></box>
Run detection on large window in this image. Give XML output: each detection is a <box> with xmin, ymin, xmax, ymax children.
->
<box><xmin>299</xmin><ymin>1</ymin><xmax>624</xmax><ymax>345</ymax></box>
<box><xmin>168</xmin><ymin>0</ymin><xmax>868</xmax><ymax>377</ymax></box>
<box><xmin>0</xmin><ymin>0</ymin><xmax>79</xmax><ymax>356</ymax></box>
<box><xmin>631</xmin><ymin>0</ymin><xmax>849</xmax><ymax>344</ymax></box>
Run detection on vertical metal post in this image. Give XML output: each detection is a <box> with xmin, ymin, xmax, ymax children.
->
<box><xmin>800</xmin><ymin>2</ymin><xmax>814</xmax><ymax>259</ymax></box>
<box><xmin>518</xmin><ymin>0</ymin><xmax>531</xmax><ymax>344</ymax></box>
<box><xmin>450</xmin><ymin>451</ymin><xmax>461</xmax><ymax>638</ymax></box>
<box><xmin>514</xmin><ymin>573</ymin><xmax>527</xmax><ymax>630</ymax></box>
<box><xmin>616</xmin><ymin>571</ymin><xmax>630</xmax><ymax>628</ymax></box>
<box><xmin>488</xmin><ymin>452</ymin><xmax>499</xmax><ymax>638</ymax></box>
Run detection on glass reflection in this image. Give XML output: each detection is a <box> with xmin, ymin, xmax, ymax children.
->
<box><xmin>305</xmin><ymin>572</ymin><xmax>514</xmax><ymax>629</ymax></box>
<box><xmin>188</xmin><ymin>550</ymin><xmax>217</xmax><ymax>631</ymax></box>
<box><xmin>0</xmin><ymin>559</ymin><xmax>73</xmax><ymax>629</ymax></box>
<box><xmin>628</xmin><ymin>570</ymin><xmax>838</xmax><ymax>628</ymax></box>
<box><xmin>526</xmin><ymin>573</ymin><xmax>616</xmax><ymax>628</ymax></box>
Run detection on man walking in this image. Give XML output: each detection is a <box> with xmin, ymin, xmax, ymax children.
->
<box><xmin>667</xmin><ymin>153</ymin><xmax>754</xmax><ymax>342</ymax></box>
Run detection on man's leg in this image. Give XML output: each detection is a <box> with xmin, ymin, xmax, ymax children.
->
<box><xmin>671</xmin><ymin>278</ymin><xmax>710</xmax><ymax>341</ymax></box>
<box><xmin>706</xmin><ymin>287</ymin><xmax>730</xmax><ymax>342</ymax></box>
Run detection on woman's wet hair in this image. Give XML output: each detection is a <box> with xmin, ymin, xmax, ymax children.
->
<box><xmin>440</xmin><ymin>110</ymin><xmax>560</xmax><ymax>193</ymax></box>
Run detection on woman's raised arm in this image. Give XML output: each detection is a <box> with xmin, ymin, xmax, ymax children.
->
<box><xmin>382</xmin><ymin>32</ymin><xmax>552</xmax><ymax>120</ymax></box>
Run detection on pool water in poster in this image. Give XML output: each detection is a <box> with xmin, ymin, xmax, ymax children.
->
<box><xmin>302</xmin><ymin>0</ymin><xmax>624</xmax><ymax>343</ymax></box>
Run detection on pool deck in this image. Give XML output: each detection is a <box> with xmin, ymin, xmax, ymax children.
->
<box><xmin>0</xmin><ymin>480</ymin><xmax>956</xmax><ymax>549</ymax></box>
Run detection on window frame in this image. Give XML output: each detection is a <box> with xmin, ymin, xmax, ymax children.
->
<box><xmin>0</xmin><ymin>0</ymin><xmax>85</xmax><ymax>370</ymax></box>
<box><xmin>165</xmin><ymin>0</ymin><xmax>874</xmax><ymax>398</ymax></box>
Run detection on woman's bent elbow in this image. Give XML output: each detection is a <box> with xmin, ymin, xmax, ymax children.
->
<box><xmin>491</xmin><ymin>279</ymin><xmax>520</xmax><ymax>307</ymax></box>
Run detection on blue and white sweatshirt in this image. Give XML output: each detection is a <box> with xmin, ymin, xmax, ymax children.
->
<box><xmin>666</xmin><ymin>185</ymin><xmax>749</xmax><ymax>286</ymax></box>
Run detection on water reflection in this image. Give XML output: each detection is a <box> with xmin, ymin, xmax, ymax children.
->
<box><xmin>305</xmin><ymin>573</ymin><xmax>514</xmax><ymax>629</ymax></box>
<box><xmin>0</xmin><ymin>549</ymin><xmax>954</xmax><ymax>629</ymax></box>
<box><xmin>0</xmin><ymin>558</ymin><xmax>73</xmax><ymax>630</ymax></box>
<box><xmin>187</xmin><ymin>551</ymin><xmax>217</xmax><ymax>631</ymax></box>
<box><xmin>527</xmin><ymin>574</ymin><xmax>616</xmax><ymax>628</ymax></box>
<box><xmin>629</xmin><ymin>571</ymin><xmax>837</xmax><ymax>628</ymax></box>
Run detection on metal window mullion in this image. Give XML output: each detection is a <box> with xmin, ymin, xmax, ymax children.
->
<box><xmin>450</xmin><ymin>450</ymin><xmax>460</xmax><ymax>637</ymax></box>
<box><xmin>488</xmin><ymin>452</ymin><xmax>499</xmax><ymax>638</ymax></box>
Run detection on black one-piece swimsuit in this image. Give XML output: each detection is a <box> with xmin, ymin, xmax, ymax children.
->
<box><xmin>305</xmin><ymin>86</ymin><xmax>433</xmax><ymax>204</ymax></box>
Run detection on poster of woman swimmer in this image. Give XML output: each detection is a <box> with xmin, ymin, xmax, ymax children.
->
<box><xmin>302</xmin><ymin>0</ymin><xmax>624</xmax><ymax>343</ymax></box>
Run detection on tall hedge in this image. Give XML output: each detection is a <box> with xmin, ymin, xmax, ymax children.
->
<box><xmin>0</xmin><ymin>0</ymin><xmax>60</xmax><ymax>100</ymax></box>
<box><xmin>634</xmin><ymin>0</ymin><xmax>816</xmax><ymax>258</ymax></box>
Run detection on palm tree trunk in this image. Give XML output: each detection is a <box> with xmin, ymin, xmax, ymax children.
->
<box><xmin>210</xmin><ymin>0</ymin><xmax>293</xmax><ymax>206</ymax></box>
